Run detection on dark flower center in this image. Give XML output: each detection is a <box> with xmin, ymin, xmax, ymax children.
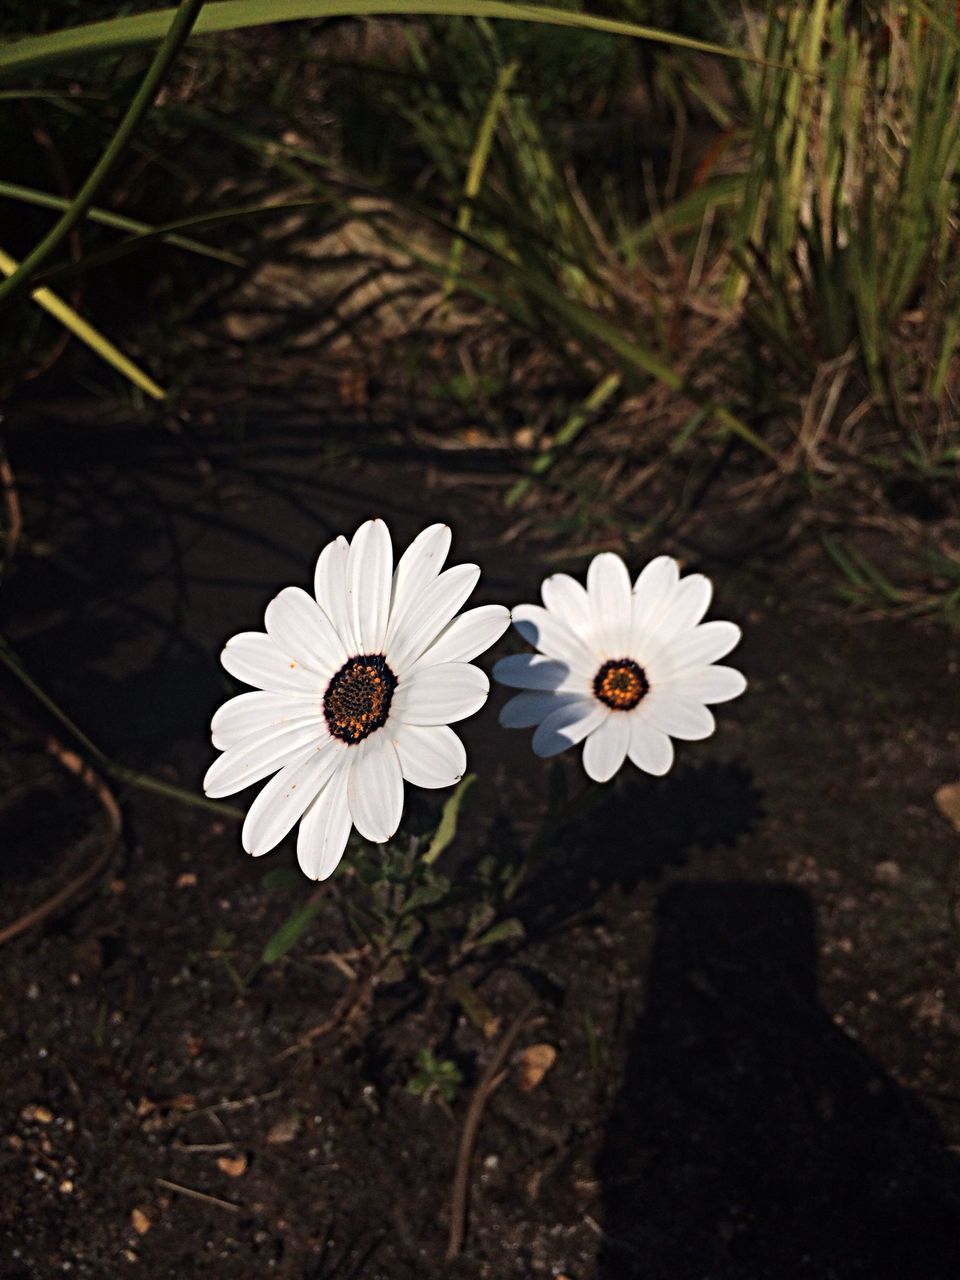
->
<box><xmin>323</xmin><ymin>654</ymin><xmax>397</xmax><ymax>744</ymax></box>
<box><xmin>593</xmin><ymin>657</ymin><xmax>649</xmax><ymax>711</ymax></box>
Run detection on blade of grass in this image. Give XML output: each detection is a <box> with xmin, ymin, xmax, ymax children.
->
<box><xmin>0</xmin><ymin>2</ymin><xmax>756</xmax><ymax>79</ymax></box>
<box><xmin>0</xmin><ymin>0</ymin><xmax>206</xmax><ymax>306</ymax></box>
<box><xmin>0</xmin><ymin>243</ymin><xmax>165</xmax><ymax>399</ymax></box>
<box><xmin>505</xmin><ymin>370</ymin><xmax>621</xmax><ymax>506</ymax></box>
<box><xmin>443</xmin><ymin>59</ymin><xmax>518</xmax><ymax>303</ymax></box>
<box><xmin>0</xmin><ymin>179</ymin><xmax>244</xmax><ymax>267</ymax></box>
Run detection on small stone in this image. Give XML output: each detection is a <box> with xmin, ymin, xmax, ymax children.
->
<box><xmin>59</xmin><ymin>1179</ymin><xmax>74</xmax><ymax>1195</ymax></box>
<box><xmin>916</xmin><ymin>991</ymin><xmax>945</xmax><ymax>1025</ymax></box>
<box><xmin>874</xmin><ymin>860</ymin><xmax>902</xmax><ymax>887</ymax></box>
<box><xmin>934</xmin><ymin>782</ymin><xmax>960</xmax><ymax>832</ymax></box>
<box><xmin>175</xmin><ymin>872</ymin><xmax>198</xmax><ymax>889</ymax></box>
<box><xmin>21</xmin><ymin>1104</ymin><xmax>54</xmax><ymax>1125</ymax></box>
<box><xmin>266</xmin><ymin>1117</ymin><xmax>300</xmax><ymax>1145</ymax></box>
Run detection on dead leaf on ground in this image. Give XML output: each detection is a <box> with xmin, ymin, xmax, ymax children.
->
<box><xmin>516</xmin><ymin>1043</ymin><xmax>557</xmax><ymax>1092</ymax></box>
<box><xmin>131</xmin><ymin>1206</ymin><xmax>154</xmax><ymax>1235</ymax></box>
<box><xmin>934</xmin><ymin>781</ymin><xmax>960</xmax><ymax>832</ymax></box>
<box><xmin>217</xmin><ymin>1154</ymin><xmax>248</xmax><ymax>1178</ymax></box>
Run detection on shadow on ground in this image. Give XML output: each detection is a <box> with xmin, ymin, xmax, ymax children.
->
<box><xmin>597</xmin><ymin>882</ymin><xmax>960</xmax><ymax>1279</ymax></box>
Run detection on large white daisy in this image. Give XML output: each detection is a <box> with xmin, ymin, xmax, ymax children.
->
<box><xmin>494</xmin><ymin>553</ymin><xmax>745</xmax><ymax>783</ymax></box>
<box><xmin>204</xmin><ymin>520</ymin><xmax>509</xmax><ymax>879</ymax></box>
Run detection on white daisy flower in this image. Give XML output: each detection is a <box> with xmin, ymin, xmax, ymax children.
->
<box><xmin>494</xmin><ymin>553</ymin><xmax>745</xmax><ymax>783</ymax></box>
<box><xmin>204</xmin><ymin>520</ymin><xmax>509</xmax><ymax>880</ymax></box>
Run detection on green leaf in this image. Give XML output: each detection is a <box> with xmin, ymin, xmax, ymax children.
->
<box><xmin>422</xmin><ymin>774</ymin><xmax>476</xmax><ymax>865</ymax></box>
<box><xmin>400</xmin><ymin>876</ymin><xmax>452</xmax><ymax>916</ymax></box>
<box><xmin>472</xmin><ymin>916</ymin><xmax>525</xmax><ymax>948</ymax></box>
<box><xmin>260</xmin><ymin>895</ymin><xmax>323</xmax><ymax>965</ymax></box>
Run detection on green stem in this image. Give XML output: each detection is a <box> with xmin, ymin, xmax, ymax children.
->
<box><xmin>0</xmin><ymin>0</ymin><xmax>206</xmax><ymax>308</ymax></box>
<box><xmin>0</xmin><ymin>631</ymin><xmax>243</xmax><ymax>820</ymax></box>
<box><xmin>0</xmin><ymin>632</ymin><xmax>105</xmax><ymax>763</ymax></box>
<box><xmin>108</xmin><ymin>764</ymin><xmax>244</xmax><ymax>819</ymax></box>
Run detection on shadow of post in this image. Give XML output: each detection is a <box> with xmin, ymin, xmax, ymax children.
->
<box><xmin>597</xmin><ymin>883</ymin><xmax>960</xmax><ymax>1279</ymax></box>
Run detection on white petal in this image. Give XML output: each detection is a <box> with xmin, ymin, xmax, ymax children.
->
<box><xmin>348</xmin><ymin>736</ymin><xmax>404</xmax><ymax>843</ymax></box>
<box><xmin>394</xmin><ymin>661</ymin><xmax>489</xmax><ymax>725</ymax></box>
<box><xmin>531</xmin><ymin>699</ymin><xmax>608</xmax><ymax>758</ymax></box>
<box><xmin>655</xmin><ymin>573</ymin><xmax>712</xmax><ymax>642</ymax></box>
<box><xmin>241</xmin><ymin>739</ymin><xmax>343</xmax><ymax>856</ymax></box>
<box><xmin>669</xmin><ymin>620</ymin><xmax>742</xmax><ymax>670</ymax></box>
<box><xmin>393</xmin><ymin>723</ymin><xmax>466</xmax><ymax>789</ymax></box>
<box><xmin>540</xmin><ymin>573</ymin><xmax>595</xmax><ymax>647</ymax></box>
<box><xmin>511</xmin><ymin>604</ymin><xmax>596</xmax><ymax>674</ymax></box>
<box><xmin>264</xmin><ymin>586</ymin><xmax>346</xmax><ymax>676</ymax></box>
<box><xmin>220</xmin><ymin>632</ymin><xmax>319</xmax><ymax>694</ymax></box>
<box><xmin>297</xmin><ymin>762</ymin><xmax>352</xmax><ymax>880</ymax></box>
<box><xmin>411</xmin><ymin>604</ymin><xmax>510</xmax><ymax>670</ymax></box>
<box><xmin>386</xmin><ymin>523</ymin><xmax>452</xmax><ymax>646</ymax></box>
<box><xmin>582</xmin><ymin>713</ymin><xmax>630</xmax><ymax>782</ymax></box>
<box><xmin>643</xmin><ymin>692</ymin><xmax>716</xmax><ymax>740</ymax></box>
<box><xmin>628</xmin><ymin>716</ymin><xmax>674</xmax><ymax>775</ymax></box>
<box><xmin>632</xmin><ymin>556</ymin><xmax>680</xmax><ymax>640</ymax></box>
<box><xmin>211</xmin><ymin>690</ymin><xmax>322</xmax><ymax>751</ymax></box>
<box><xmin>347</xmin><ymin>518</ymin><xmax>393</xmax><ymax>653</ymax></box>
<box><xmin>499</xmin><ymin>690</ymin><xmax>580</xmax><ymax>728</ymax></box>
<box><xmin>387</xmin><ymin>563</ymin><xmax>480</xmax><ymax>671</ymax></box>
<box><xmin>203</xmin><ymin>721</ymin><xmax>325</xmax><ymax>798</ymax></box>
<box><xmin>492</xmin><ymin>653</ymin><xmax>578</xmax><ymax>691</ymax></box>
<box><xmin>668</xmin><ymin>664</ymin><xmax>746</xmax><ymax>703</ymax></box>
<box><xmin>314</xmin><ymin>535</ymin><xmax>357</xmax><ymax>654</ymax></box>
<box><xmin>587</xmin><ymin>552</ymin><xmax>633</xmax><ymax>655</ymax></box>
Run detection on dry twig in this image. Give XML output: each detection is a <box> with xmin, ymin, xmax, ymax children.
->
<box><xmin>446</xmin><ymin>1001</ymin><xmax>541</xmax><ymax>1261</ymax></box>
<box><xmin>0</xmin><ymin>737</ymin><xmax>121</xmax><ymax>947</ymax></box>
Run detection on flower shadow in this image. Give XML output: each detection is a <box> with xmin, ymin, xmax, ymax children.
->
<box><xmin>509</xmin><ymin>759</ymin><xmax>762</xmax><ymax>939</ymax></box>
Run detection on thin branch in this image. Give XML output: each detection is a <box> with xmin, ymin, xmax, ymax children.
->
<box><xmin>0</xmin><ymin>736</ymin><xmax>121</xmax><ymax>947</ymax></box>
<box><xmin>447</xmin><ymin>1002</ymin><xmax>540</xmax><ymax>1261</ymax></box>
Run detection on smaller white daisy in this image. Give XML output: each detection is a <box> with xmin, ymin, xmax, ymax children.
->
<box><xmin>204</xmin><ymin>519</ymin><xmax>510</xmax><ymax>880</ymax></box>
<box><xmin>493</xmin><ymin>553</ymin><xmax>745</xmax><ymax>783</ymax></box>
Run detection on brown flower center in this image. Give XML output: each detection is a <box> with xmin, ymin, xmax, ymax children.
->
<box><xmin>323</xmin><ymin>654</ymin><xmax>397</xmax><ymax>744</ymax></box>
<box><xmin>593</xmin><ymin>658</ymin><xmax>649</xmax><ymax>711</ymax></box>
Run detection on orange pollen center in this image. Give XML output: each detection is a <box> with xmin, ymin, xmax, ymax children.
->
<box><xmin>593</xmin><ymin>658</ymin><xmax>649</xmax><ymax>711</ymax></box>
<box><xmin>323</xmin><ymin>654</ymin><xmax>397</xmax><ymax>744</ymax></box>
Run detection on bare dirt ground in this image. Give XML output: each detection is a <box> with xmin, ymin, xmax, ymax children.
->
<box><xmin>2</xmin><ymin>385</ymin><xmax>960</xmax><ymax>1278</ymax></box>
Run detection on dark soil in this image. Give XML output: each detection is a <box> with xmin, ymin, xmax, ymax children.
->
<box><xmin>3</xmin><ymin>394</ymin><xmax>960</xmax><ymax>1279</ymax></box>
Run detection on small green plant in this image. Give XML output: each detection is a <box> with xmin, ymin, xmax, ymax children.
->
<box><xmin>406</xmin><ymin>1047</ymin><xmax>464</xmax><ymax>1104</ymax></box>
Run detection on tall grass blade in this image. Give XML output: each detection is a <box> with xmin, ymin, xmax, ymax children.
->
<box><xmin>0</xmin><ymin>244</ymin><xmax>165</xmax><ymax>399</ymax></box>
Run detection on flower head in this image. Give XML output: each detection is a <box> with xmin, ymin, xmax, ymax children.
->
<box><xmin>494</xmin><ymin>553</ymin><xmax>745</xmax><ymax>782</ymax></box>
<box><xmin>205</xmin><ymin>520</ymin><xmax>509</xmax><ymax>879</ymax></box>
